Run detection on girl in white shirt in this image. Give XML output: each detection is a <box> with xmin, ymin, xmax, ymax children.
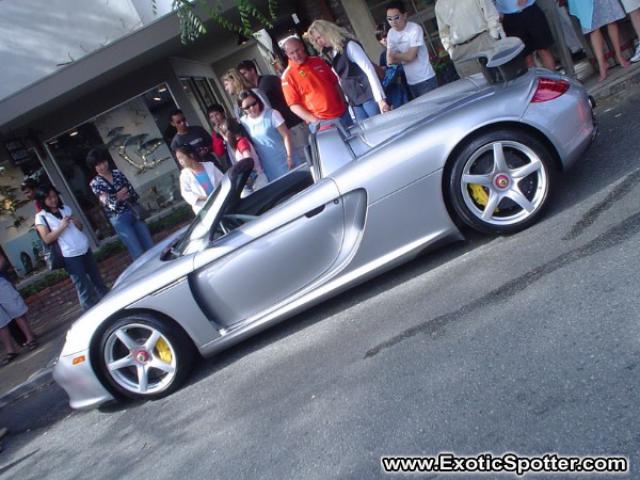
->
<box><xmin>34</xmin><ymin>187</ymin><xmax>108</xmax><ymax>311</ymax></box>
<box><xmin>175</xmin><ymin>144</ymin><xmax>225</xmax><ymax>214</ymax></box>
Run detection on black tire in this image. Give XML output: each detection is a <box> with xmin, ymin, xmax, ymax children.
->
<box><xmin>448</xmin><ymin>129</ymin><xmax>555</xmax><ymax>234</ymax></box>
<box><xmin>96</xmin><ymin>313</ymin><xmax>195</xmax><ymax>401</ymax></box>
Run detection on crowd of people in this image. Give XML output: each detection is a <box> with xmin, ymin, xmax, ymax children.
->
<box><xmin>3</xmin><ymin>0</ymin><xmax>640</xmax><ymax>366</ymax></box>
<box><xmin>170</xmin><ymin>0</ymin><xmax>444</xmax><ymax>212</ymax></box>
<box><xmin>1</xmin><ymin>149</ymin><xmax>155</xmax><ymax>366</ymax></box>
<box><xmin>170</xmin><ymin>0</ymin><xmax>640</xmax><ymax>217</ymax></box>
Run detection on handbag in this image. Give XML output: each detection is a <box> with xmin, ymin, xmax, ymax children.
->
<box><xmin>127</xmin><ymin>201</ymin><xmax>149</xmax><ymax>221</ymax></box>
<box><xmin>382</xmin><ymin>64</ymin><xmax>401</xmax><ymax>89</ymax></box>
<box><xmin>41</xmin><ymin>216</ymin><xmax>65</xmax><ymax>270</ymax></box>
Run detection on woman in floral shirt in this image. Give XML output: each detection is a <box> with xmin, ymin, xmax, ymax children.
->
<box><xmin>87</xmin><ymin>148</ymin><xmax>154</xmax><ymax>259</ymax></box>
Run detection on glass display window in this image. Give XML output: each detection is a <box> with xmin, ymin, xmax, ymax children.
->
<box><xmin>46</xmin><ymin>83</ymin><xmax>182</xmax><ymax>241</ymax></box>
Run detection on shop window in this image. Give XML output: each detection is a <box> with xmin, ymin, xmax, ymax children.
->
<box><xmin>0</xmin><ymin>141</ymin><xmax>52</xmax><ymax>277</ymax></box>
<box><xmin>47</xmin><ymin>83</ymin><xmax>182</xmax><ymax>242</ymax></box>
<box><xmin>180</xmin><ymin>77</ymin><xmax>223</xmax><ymax>128</ymax></box>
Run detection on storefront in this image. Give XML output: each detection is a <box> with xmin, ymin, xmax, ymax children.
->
<box><xmin>0</xmin><ymin>8</ymin><xmax>278</xmax><ymax>280</ymax></box>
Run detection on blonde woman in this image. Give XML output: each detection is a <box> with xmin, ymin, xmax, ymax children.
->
<box><xmin>221</xmin><ymin>69</ymin><xmax>270</xmax><ymax>118</ymax></box>
<box><xmin>307</xmin><ymin>19</ymin><xmax>390</xmax><ymax>120</ymax></box>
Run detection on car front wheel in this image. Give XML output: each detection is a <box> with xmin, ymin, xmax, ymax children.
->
<box><xmin>448</xmin><ymin>129</ymin><xmax>555</xmax><ymax>234</ymax></box>
<box><xmin>97</xmin><ymin>314</ymin><xmax>194</xmax><ymax>400</ymax></box>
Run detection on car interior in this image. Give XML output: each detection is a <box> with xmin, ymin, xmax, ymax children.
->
<box><xmin>211</xmin><ymin>158</ymin><xmax>315</xmax><ymax>239</ymax></box>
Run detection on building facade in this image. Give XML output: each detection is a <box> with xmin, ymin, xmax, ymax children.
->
<box><xmin>0</xmin><ymin>0</ymin><xmax>296</xmax><ymax>278</ymax></box>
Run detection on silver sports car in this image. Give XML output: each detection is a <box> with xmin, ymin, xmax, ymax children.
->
<box><xmin>54</xmin><ymin>40</ymin><xmax>595</xmax><ymax>409</ymax></box>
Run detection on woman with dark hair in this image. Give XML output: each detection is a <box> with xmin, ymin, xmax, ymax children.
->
<box><xmin>221</xmin><ymin>69</ymin><xmax>270</xmax><ymax>119</ymax></box>
<box><xmin>219</xmin><ymin>118</ymin><xmax>268</xmax><ymax>195</ymax></box>
<box><xmin>237</xmin><ymin>90</ymin><xmax>296</xmax><ymax>182</ymax></box>
<box><xmin>175</xmin><ymin>144</ymin><xmax>225</xmax><ymax>214</ymax></box>
<box><xmin>87</xmin><ymin>148</ymin><xmax>153</xmax><ymax>260</ymax></box>
<box><xmin>34</xmin><ymin>187</ymin><xmax>108</xmax><ymax>311</ymax></box>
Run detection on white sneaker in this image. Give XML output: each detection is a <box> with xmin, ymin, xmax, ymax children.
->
<box><xmin>630</xmin><ymin>44</ymin><xmax>640</xmax><ymax>63</ymax></box>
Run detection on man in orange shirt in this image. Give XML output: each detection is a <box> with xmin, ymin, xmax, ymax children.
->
<box><xmin>281</xmin><ymin>37</ymin><xmax>352</xmax><ymax>127</ymax></box>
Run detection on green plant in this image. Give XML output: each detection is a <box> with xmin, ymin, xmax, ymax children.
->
<box><xmin>0</xmin><ymin>185</ymin><xmax>29</xmax><ymax>228</ymax></box>
<box><xmin>153</xmin><ymin>0</ymin><xmax>279</xmax><ymax>44</ymax></box>
<box><xmin>19</xmin><ymin>269</ymin><xmax>69</xmax><ymax>298</ymax></box>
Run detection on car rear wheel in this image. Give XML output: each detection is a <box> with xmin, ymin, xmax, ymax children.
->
<box><xmin>448</xmin><ymin>129</ymin><xmax>555</xmax><ymax>234</ymax></box>
<box><xmin>97</xmin><ymin>314</ymin><xmax>194</xmax><ymax>400</ymax></box>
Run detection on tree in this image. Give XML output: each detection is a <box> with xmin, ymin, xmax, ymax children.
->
<box><xmin>153</xmin><ymin>0</ymin><xmax>279</xmax><ymax>44</ymax></box>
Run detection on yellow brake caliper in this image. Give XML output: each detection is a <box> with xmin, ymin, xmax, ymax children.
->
<box><xmin>155</xmin><ymin>337</ymin><xmax>173</xmax><ymax>363</ymax></box>
<box><xmin>468</xmin><ymin>184</ymin><xmax>499</xmax><ymax>213</ymax></box>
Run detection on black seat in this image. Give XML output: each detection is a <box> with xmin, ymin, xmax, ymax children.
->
<box><xmin>233</xmin><ymin>169</ymin><xmax>314</xmax><ymax>217</ymax></box>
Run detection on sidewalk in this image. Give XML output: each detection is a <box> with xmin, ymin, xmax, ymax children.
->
<box><xmin>0</xmin><ymin>303</ymin><xmax>82</xmax><ymax>409</ymax></box>
<box><xmin>2</xmin><ymin>62</ymin><xmax>639</xmax><ymax>410</ymax></box>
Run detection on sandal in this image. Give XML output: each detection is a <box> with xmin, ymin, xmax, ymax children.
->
<box><xmin>1</xmin><ymin>352</ymin><xmax>18</xmax><ymax>366</ymax></box>
<box><xmin>25</xmin><ymin>340</ymin><xmax>38</xmax><ymax>351</ymax></box>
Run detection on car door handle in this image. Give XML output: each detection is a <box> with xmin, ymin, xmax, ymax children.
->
<box><xmin>305</xmin><ymin>205</ymin><xmax>325</xmax><ymax>218</ymax></box>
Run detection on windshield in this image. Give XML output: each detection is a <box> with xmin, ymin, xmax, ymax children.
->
<box><xmin>171</xmin><ymin>180</ymin><xmax>227</xmax><ymax>257</ymax></box>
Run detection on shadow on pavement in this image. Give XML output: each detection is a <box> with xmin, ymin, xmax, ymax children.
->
<box><xmin>0</xmin><ymin>382</ymin><xmax>71</xmax><ymax>437</ymax></box>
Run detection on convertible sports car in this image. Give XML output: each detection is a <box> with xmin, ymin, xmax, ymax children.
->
<box><xmin>54</xmin><ymin>40</ymin><xmax>596</xmax><ymax>409</ymax></box>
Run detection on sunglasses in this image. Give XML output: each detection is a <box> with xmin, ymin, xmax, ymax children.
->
<box><xmin>387</xmin><ymin>14</ymin><xmax>401</xmax><ymax>21</ymax></box>
<box><xmin>242</xmin><ymin>101</ymin><xmax>258</xmax><ymax>111</ymax></box>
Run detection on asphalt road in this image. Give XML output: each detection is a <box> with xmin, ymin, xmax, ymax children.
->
<box><xmin>2</xmin><ymin>87</ymin><xmax>640</xmax><ymax>480</ymax></box>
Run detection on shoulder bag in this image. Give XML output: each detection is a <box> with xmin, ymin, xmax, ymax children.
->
<box><xmin>40</xmin><ymin>215</ymin><xmax>65</xmax><ymax>270</ymax></box>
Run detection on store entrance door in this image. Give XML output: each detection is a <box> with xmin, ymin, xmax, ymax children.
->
<box><xmin>46</xmin><ymin>124</ymin><xmax>113</xmax><ymax>240</ymax></box>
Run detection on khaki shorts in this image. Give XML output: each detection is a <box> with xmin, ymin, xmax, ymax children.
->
<box><xmin>0</xmin><ymin>277</ymin><xmax>28</xmax><ymax>327</ymax></box>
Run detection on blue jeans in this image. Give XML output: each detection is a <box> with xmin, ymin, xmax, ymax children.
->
<box><xmin>110</xmin><ymin>209</ymin><xmax>154</xmax><ymax>260</ymax></box>
<box><xmin>64</xmin><ymin>251</ymin><xmax>109</xmax><ymax>311</ymax></box>
<box><xmin>409</xmin><ymin>76</ymin><xmax>438</xmax><ymax>98</ymax></box>
<box><xmin>353</xmin><ymin>99</ymin><xmax>380</xmax><ymax>121</ymax></box>
<box><xmin>386</xmin><ymin>83</ymin><xmax>409</xmax><ymax>109</ymax></box>
<box><xmin>339</xmin><ymin>109</ymin><xmax>354</xmax><ymax>129</ymax></box>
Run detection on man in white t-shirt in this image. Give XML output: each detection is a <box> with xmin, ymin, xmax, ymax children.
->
<box><xmin>385</xmin><ymin>1</ymin><xmax>438</xmax><ymax>98</ymax></box>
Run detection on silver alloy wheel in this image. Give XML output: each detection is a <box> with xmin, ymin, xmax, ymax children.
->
<box><xmin>460</xmin><ymin>140</ymin><xmax>549</xmax><ymax>226</ymax></box>
<box><xmin>103</xmin><ymin>322</ymin><xmax>177</xmax><ymax>395</ymax></box>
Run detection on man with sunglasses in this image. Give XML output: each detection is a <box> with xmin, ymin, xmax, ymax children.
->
<box><xmin>385</xmin><ymin>1</ymin><xmax>437</xmax><ymax>98</ymax></box>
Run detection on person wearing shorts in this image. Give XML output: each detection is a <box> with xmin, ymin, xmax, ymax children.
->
<box><xmin>0</xmin><ymin>253</ymin><xmax>37</xmax><ymax>365</ymax></box>
<box><xmin>496</xmin><ymin>0</ymin><xmax>556</xmax><ymax>70</ymax></box>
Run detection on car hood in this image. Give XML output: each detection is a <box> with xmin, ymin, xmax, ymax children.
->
<box><xmin>112</xmin><ymin>226</ymin><xmax>188</xmax><ymax>290</ymax></box>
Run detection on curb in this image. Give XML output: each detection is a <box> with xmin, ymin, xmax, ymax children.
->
<box><xmin>0</xmin><ymin>365</ymin><xmax>55</xmax><ymax>410</ymax></box>
<box><xmin>587</xmin><ymin>67</ymin><xmax>640</xmax><ymax>101</ymax></box>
